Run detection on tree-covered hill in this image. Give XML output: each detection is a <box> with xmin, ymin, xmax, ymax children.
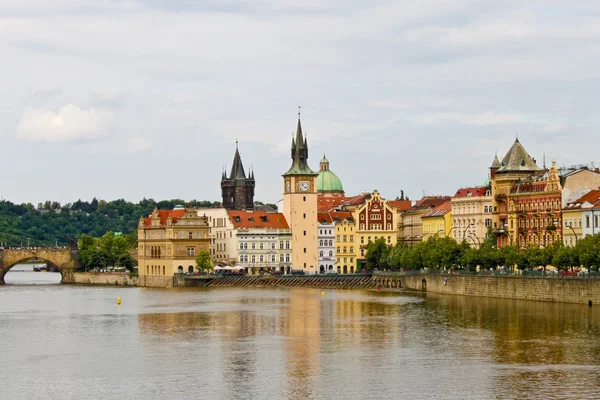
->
<box><xmin>0</xmin><ymin>198</ymin><xmax>225</xmax><ymax>247</ymax></box>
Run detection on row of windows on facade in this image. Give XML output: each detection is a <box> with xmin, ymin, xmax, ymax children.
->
<box><xmin>515</xmin><ymin>200</ymin><xmax>561</xmax><ymax>213</ymax></box>
<box><xmin>239</xmin><ymin>254</ymin><xmax>290</xmax><ymax>263</ymax></box>
<box><xmin>360</xmin><ymin>236</ymin><xmax>393</xmax><ymax>244</ymax></box>
<box><xmin>146</xmin><ymin>265</ymin><xmax>195</xmax><ymax>275</ymax></box>
<box><xmin>358</xmin><ymin>223</ymin><xmax>392</xmax><ymax>230</ymax></box>
<box><xmin>146</xmin><ymin>231</ymin><xmax>205</xmax><ymax>239</ymax></box>
<box><xmin>453</xmin><ymin>219</ymin><xmax>492</xmax><ymax>228</ymax></box>
<box><xmin>337</xmin><ymin>257</ymin><xmax>355</xmax><ymax>263</ymax></box>
<box><xmin>360</xmin><ymin>213</ymin><xmax>390</xmax><ymax>221</ymax></box>
<box><xmin>565</xmin><ymin>216</ymin><xmax>600</xmax><ymax>229</ymax></box>
<box><xmin>521</xmin><ymin>235</ymin><xmax>558</xmax><ymax>246</ymax></box>
<box><xmin>237</xmin><ymin>241</ymin><xmax>291</xmax><ymax>250</ymax></box>
<box><xmin>454</xmin><ymin>206</ymin><xmax>494</xmax><ymax>214</ymax></box>
<box><xmin>518</xmin><ymin>218</ymin><xmax>560</xmax><ymax>229</ymax></box>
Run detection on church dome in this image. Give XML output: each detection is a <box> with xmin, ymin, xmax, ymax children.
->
<box><xmin>317</xmin><ymin>155</ymin><xmax>344</xmax><ymax>194</ymax></box>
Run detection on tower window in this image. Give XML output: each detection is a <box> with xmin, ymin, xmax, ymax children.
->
<box><xmin>304</xmin><ymin>230</ymin><xmax>306</xmax><ymax>236</ymax></box>
<box><xmin>303</xmin><ymin>196</ymin><xmax>306</xmax><ymax>201</ymax></box>
<box><xmin>304</xmin><ymin>248</ymin><xmax>306</xmax><ymax>253</ymax></box>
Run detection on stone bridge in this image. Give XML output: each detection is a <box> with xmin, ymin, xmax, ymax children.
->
<box><xmin>0</xmin><ymin>248</ymin><xmax>80</xmax><ymax>284</ymax></box>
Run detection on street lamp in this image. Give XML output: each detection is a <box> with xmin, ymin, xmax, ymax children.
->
<box><xmin>567</xmin><ymin>223</ymin><xmax>578</xmax><ymax>245</ymax></box>
<box><xmin>468</xmin><ymin>232</ymin><xmax>481</xmax><ymax>247</ymax></box>
<box><xmin>463</xmin><ymin>223</ymin><xmax>474</xmax><ymax>240</ymax></box>
<box><xmin>446</xmin><ymin>226</ymin><xmax>456</xmax><ymax>238</ymax></box>
<box><xmin>503</xmin><ymin>222</ymin><xmax>513</xmax><ymax>246</ymax></box>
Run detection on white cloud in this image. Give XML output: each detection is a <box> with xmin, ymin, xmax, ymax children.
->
<box><xmin>125</xmin><ymin>137</ymin><xmax>153</xmax><ymax>153</ymax></box>
<box><xmin>422</xmin><ymin>112</ymin><xmax>524</xmax><ymax>126</ymax></box>
<box><xmin>17</xmin><ymin>104</ymin><xmax>113</xmax><ymax>143</ymax></box>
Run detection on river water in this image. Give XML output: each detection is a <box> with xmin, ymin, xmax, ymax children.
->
<box><xmin>2</xmin><ymin>268</ymin><xmax>600</xmax><ymax>399</ymax></box>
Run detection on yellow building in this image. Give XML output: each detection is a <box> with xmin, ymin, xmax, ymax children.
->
<box><xmin>351</xmin><ymin>191</ymin><xmax>397</xmax><ymax>269</ymax></box>
<box><xmin>398</xmin><ymin>196</ymin><xmax>451</xmax><ymax>246</ymax></box>
<box><xmin>421</xmin><ymin>202</ymin><xmax>452</xmax><ymax>241</ymax></box>
<box><xmin>282</xmin><ymin>116</ymin><xmax>319</xmax><ymax>273</ymax></box>
<box><xmin>562</xmin><ymin>190</ymin><xmax>600</xmax><ymax>247</ymax></box>
<box><xmin>332</xmin><ymin>211</ymin><xmax>357</xmax><ymax>274</ymax></box>
<box><xmin>137</xmin><ymin>206</ymin><xmax>210</xmax><ymax>284</ymax></box>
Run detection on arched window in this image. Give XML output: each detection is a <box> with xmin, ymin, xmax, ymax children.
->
<box><xmin>251</xmin><ymin>255</ymin><xmax>256</xmax><ymax>263</ymax></box>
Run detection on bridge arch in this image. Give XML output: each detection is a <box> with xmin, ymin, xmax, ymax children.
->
<box><xmin>0</xmin><ymin>248</ymin><xmax>79</xmax><ymax>284</ymax></box>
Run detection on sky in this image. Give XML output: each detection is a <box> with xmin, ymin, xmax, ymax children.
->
<box><xmin>2</xmin><ymin>0</ymin><xmax>600</xmax><ymax>206</ymax></box>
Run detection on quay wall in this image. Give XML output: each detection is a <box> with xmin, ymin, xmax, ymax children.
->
<box><xmin>65</xmin><ymin>272</ymin><xmax>139</xmax><ymax>286</ymax></box>
<box><xmin>399</xmin><ymin>274</ymin><xmax>600</xmax><ymax>305</ymax></box>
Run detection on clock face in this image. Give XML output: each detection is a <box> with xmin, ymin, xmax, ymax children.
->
<box><xmin>299</xmin><ymin>181</ymin><xmax>309</xmax><ymax>192</ymax></box>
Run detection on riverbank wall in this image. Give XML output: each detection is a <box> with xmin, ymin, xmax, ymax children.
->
<box><xmin>397</xmin><ymin>273</ymin><xmax>600</xmax><ymax>305</ymax></box>
<box><xmin>186</xmin><ymin>274</ymin><xmax>400</xmax><ymax>289</ymax></box>
<box><xmin>64</xmin><ymin>272</ymin><xmax>139</xmax><ymax>286</ymax></box>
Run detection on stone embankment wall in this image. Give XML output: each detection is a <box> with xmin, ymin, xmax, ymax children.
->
<box><xmin>399</xmin><ymin>274</ymin><xmax>600</xmax><ymax>305</ymax></box>
<box><xmin>65</xmin><ymin>272</ymin><xmax>139</xmax><ymax>286</ymax></box>
<box><xmin>202</xmin><ymin>275</ymin><xmax>400</xmax><ymax>289</ymax></box>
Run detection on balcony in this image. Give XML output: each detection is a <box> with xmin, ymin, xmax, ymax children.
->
<box><xmin>495</xmin><ymin>194</ymin><xmax>506</xmax><ymax>201</ymax></box>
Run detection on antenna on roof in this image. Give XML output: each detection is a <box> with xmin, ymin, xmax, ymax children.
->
<box><xmin>298</xmin><ymin>105</ymin><xmax>301</xmax><ymax>119</ymax></box>
<box><xmin>543</xmin><ymin>153</ymin><xmax>546</xmax><ymax>169</ymax></box>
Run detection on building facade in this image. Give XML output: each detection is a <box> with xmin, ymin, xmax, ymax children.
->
<box><xmin>422</xmin><ymin>202</ymin><xmax>452</xmax><ymax>241</ymax></box>
<box><xmin>201</xmin><ymin>208</ymin><xmax>292</xmax><ymax>274</ymax></box>
<box><xmin>398</xmin><ymin>196</ymin><xmax>451</xmax><ymax>246</ymax></box>
<box><xmin>332</xmin><ymin>211</ymin><xmax>357</xmax><ymax>274</ymax></box>
<box><xmin>282</xmin><ymin>116</ymin><xmax>319</xmax><ymax>273</ymax></box>
<box><xmin>138</xmin><ymin>207</ymin><xmax>210</xmax><ymax>277</ymax></box>
<box><xmin>221</xmin><ymin>142</ymin><xmax>255</xmax><ymax>210</ymax></box>
<box><xmin>317</xmin><ymin>213</ymin><xmax>336</xmax><ymax>273</ymax></box>
<box><xmin>490</xmin><ymin>139</ymin><xmax>542</xmax><ymax>247</ymax></box>
<box><xmin>509</xmin><ymin>161</ymin><xmax>563</xmax><ymax>249</ymax></box>
<box><xmin>353</xmin><ymin>191</ymin><xmax>397</xmax><ymax>268</ymax></box>
<box><xmin>450</xmin><ymin>187</ymin><xmax>492</xmax><ymax>248</ymax></box>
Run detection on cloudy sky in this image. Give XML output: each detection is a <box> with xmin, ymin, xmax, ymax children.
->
<box><xmin>2</xmin><ymin>0</ymin><xmax>600</xmax><ymax>206</ymax></box>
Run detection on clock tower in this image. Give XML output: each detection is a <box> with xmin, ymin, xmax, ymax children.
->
<box><xmin>282</xmin><ymin>113</ymin><xmax>319</xmax><ymax>274</ymax></box>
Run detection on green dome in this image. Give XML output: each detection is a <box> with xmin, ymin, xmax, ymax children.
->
<box><xmin>317</xmin><ymin>170</ymin><xmax>344</xmax><ymax>192</ymax></box>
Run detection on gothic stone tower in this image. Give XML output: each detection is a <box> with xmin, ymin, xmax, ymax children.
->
<box><xmin>221</xmin><ymin>142</ymin><xmax>255</xmax><ymax>210</ymax></box>
<box><xmin>283</xmin><ymin>115</ymin><xmax>319</xmax><ymax>273</ymax></box>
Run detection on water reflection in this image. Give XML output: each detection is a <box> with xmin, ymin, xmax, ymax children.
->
<box><xmin>3</xmin><ymin>282</ymin><xmax>600</xmax><ymax>399</ymax></box>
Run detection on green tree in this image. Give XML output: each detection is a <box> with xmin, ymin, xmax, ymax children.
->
<box><xmin>195</xmin><ymin>250</ymin><xmax>212</xmax><ymax>272</ymax></box>
<box><xmin>365</xmin><ymin>238</ymin><xmax>389</xmax><ymax>270</ymax></box>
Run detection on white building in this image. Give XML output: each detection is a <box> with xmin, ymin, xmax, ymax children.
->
<box><xmin>199</xmin><ymin>208</ymin><xmax>292</xmax><ymax>275</ymax></box>
<box><xmin>317</xmin><ymin>212</ymin><xmax>335</xmax><ymax>274</ymax></box>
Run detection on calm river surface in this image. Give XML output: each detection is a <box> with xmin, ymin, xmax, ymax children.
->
<box><xmin>2</xmin><ymin>268</ymin><xmax>600</xmax><ymax>399</ymax></box>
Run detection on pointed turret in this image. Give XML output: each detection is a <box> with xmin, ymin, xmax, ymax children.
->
<box><xmin>221</xmin><ymin>141</ymin><xmax>255</xmax><ymax>210</ymax></box>
<box><xmin>229</xmin><ymin>140</ymin><xmax>247</xmax><ymax>181</ymax></box>
<box><xmin>496</xmin><ymin>138</ymin><xmax>541</xmax><ymax>173</ymax></box>
<box><xmin>284</xmin><ymin>116</ymin><xmax>317</xmax><ymax>176</ymax></box>
<box><xmin>490</xmin><ymin>153</ymin><xmax>500</xmax><ymax>169</ymax></box>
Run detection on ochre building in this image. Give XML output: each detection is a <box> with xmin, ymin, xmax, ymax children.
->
<box><xmin>138</xmin><ymin>206</ymin><xmax>210</xmax><ymax>279</ymax></box>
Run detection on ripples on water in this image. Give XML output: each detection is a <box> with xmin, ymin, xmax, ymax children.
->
<box><xmin>2</xmin><ymin>270</ymin><xmax>600</xmax><ymax>399</ymax></box>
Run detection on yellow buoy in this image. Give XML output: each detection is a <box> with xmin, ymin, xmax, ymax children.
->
<box><xmin>321</xmin><ymin>291</ymin><xmax>325</xmax><ymax>296</ymax></box>
<box><xmin>117</xmin><ymin>296</ymin><xmax>121</xmax><ymax>305</ymax></box>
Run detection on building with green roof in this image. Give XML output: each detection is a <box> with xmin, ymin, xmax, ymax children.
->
<box><xmin>317</xmin><ymin>155</ymin><xmax>345</xmax><ymax>197</ymax></box>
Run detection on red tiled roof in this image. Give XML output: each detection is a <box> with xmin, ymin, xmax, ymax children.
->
<box><xmin>563</xmin><ymin>189</ymin><xmax>600</xmax><ymax>210</ymax></box>
<box><xmin>422</xmin><ymin>201</ymin><xmax>451</xmax><ymax>218</ymax></box>
<box><xmin>411</xmin><ymin>196</ymin><xmax>451</xmax><ymax>211</ymax></box>
<box><xmin>453</xmin><ymin>187</ymin><xmax>487</xmax><ymax>198</ymax></box>
<box><xmin>317</xmin><ymin>194</ymin><xmax>369</xmax><ymax>212</ymax></box>
<box><xmin>329</xmin><ymin>211</ymin><xmax>354</xmax><ymax>222</ymax></box>
<box><xmin>143</xmin><ymin>209</ymin><xmax>185</xmax><ymax>229</ymax></box>
<box><xmin>317</xmin><ymin>211</ymin><xmax>354</xmax><ymax>224</ymax></box>
<box><xmin>318</xmin><ymin>212</ymin><xmax>333</xmax><ymax>224</ymax></box>
<box><xmin>388</xmin><ymin>200</ymin><xmax>412</xmax><ymax>211</ymax></box>
<box><xmin>227</xmin><ymin>210</ymin><xmax>289</xmax><ymax>229</ymax></box>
